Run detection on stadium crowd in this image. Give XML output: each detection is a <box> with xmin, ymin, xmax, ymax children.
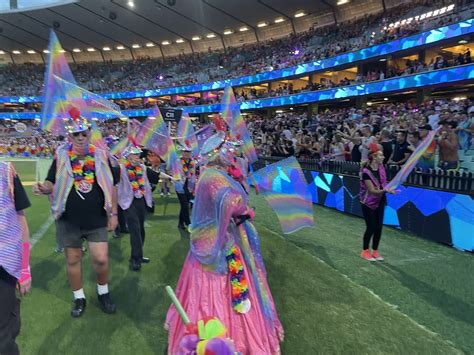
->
<box><xmin>1</xmin><ymin>98</ymin><xmax>472</xmax><ymax>171</ymax></box>
<box><xmin>0</xmin><ymin>0</ymin><xmax>467</xmax><ymax>98</ymax></box>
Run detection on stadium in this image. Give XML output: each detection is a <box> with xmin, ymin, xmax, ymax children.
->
<box><xmin>0</xmin><ymin>0</ymin><xmax>473</xmax><ymax>354</ymax></box>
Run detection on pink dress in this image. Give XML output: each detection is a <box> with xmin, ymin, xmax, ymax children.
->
<box><xmin>166</xmin><ymin>168</ymin><xmax>283</xmax><ymax>354</ymax></box>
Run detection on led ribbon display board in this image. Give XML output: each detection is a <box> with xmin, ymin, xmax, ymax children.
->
<box><xmin>1</xmin><ymin>64</ymin><xmax>473</xmax><ymax>119</ymax></box>
<box><xmin>0</xmin><ymin>19</ymin><xmax>472</xmax><ymax>104</ymax></box>
<box><xmin>306</xmin><ymin>171</ymin><xmax>474</xmax><ymax>252</ymax></box>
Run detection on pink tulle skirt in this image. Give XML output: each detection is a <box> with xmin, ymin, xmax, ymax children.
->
<box><xmin>166</xmin><ymin>252</ymin><xmax>284</xmax><ymax>354</ymax></box>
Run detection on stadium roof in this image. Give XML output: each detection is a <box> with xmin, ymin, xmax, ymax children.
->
<box><xmin>0</xmin><ymin>0</ymin><xmax>340</xmax><ymax>53</ymax></box>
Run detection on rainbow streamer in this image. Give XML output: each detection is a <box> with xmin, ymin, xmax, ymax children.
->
<box><xmin>177</xmin><ymin>112</ymin><xmax>199</xmax><ymax>157</ymax></box>
<box><xmin>135</xmin><ymin>106</ymin><xmax>180</xmax><ymax>179</ymax></box>
<box><xmin>385</xmin><ymin>127</ymin><xmax>441</xmax><ymax>191</ymax></box>
<box><xmin>41</xmin><ymin>30</ymin><xmax>123</xmax><ymax>135</ymax></box>
<box><xmin>220</xmin><ymin>86</ymin><xmax>258</xmax><ymax>163</ymax></box>
<box><xmin>252</xmin><ymin>156</ymin><xmax>314</xmax><ymax>234</ymax></box>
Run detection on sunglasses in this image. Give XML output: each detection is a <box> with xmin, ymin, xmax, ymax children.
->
<box><xmin>72</xmin><ymin>131</ymin><xmax>89</xmax><ymax>137</ymax></box>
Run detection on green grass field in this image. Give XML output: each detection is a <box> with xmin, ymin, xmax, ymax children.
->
<box><xmin>8</xmin><ymin>160</ymin><xmax>473</xmax><ymax>354</ymax></box>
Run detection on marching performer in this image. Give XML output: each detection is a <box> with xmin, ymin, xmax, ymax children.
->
<box><xmin>34</xmin><ymin>107</ymin><xmax>119</xmax><ymax>318</ymax></box>
<box><xmin>175</xmin><ymin>144</ymin><xmax>197</xmax><ymax>230</ymax></box>
<box><xmin>166</xmin><ymin>132</ymin><xmax>283</xmax><ymax>354</ymax></box>
<box><xmin>0</xmin><ymin>162</ymin><xmax>32</xmax><ymax>355</ymax></box>
<box><xmin>118</xmin><ymin>143</ymin><xmax>174</xmax><ymax>271</ymax></box>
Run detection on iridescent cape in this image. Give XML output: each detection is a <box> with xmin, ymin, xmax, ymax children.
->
<box><xmin>189</xmin><ymin>168</ymin><xmax>276</xmax><ymax>324</ymax></box>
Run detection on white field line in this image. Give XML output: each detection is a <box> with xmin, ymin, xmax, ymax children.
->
<box><xmin>30</xmin><ymin>216</ymin><xmax>54</xmax><ymax>248</ymax></box>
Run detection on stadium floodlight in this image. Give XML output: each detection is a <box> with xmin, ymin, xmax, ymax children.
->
<box><xmin>73</xmin><ymin>48</ymin><xmax>81</xmax><ymax>53</ymax></box>
<box><xmin>239</xmin><ymin>26</ymin><xmax>249</xmax><ymax>32</ymax></box>
<box><xmin>103</xmin><ymin>46</ymin><xmax>111</xmax><ymax>51</ymax></box>
<box><xmin>176</xmin><ymin>38</ymin><xmax>185</xmax><ymax>43</ymax></box>
<box><xmin>161</xmin><ymin>41</ymin><xmax>170</xmax><ymax>45</ymax></box>
<box><xmin>87</xmin><ymin>48</ymin><xmax>95</xmax><ymax>52</ymax></box>
<box><xmin>337</xmin><ymin>0</ymin><xmax>350</xmax><ymax>5</ymax></box>
<box><xmin>257</xmin><ymin>22</ymin><xmax>268</xmax><ymax>28</ymax></box>
<box><xmin>223</xmin><ymin>29</ymin><xmax>233</xmax><ymax>35</ymax></box>
<box><xmin>0</xmin><ymin>50</ymin><xmax>5</xmax><ymax>54</ymax></box>
<box><xmin>127</xmin><ymin>1</ymin><xmax>134</xmax><ymax>7</ymax></box>
<box><xmin>274</xmin><ymin>18</ymin><xmax>284</xmax><ymax>23</ymax></box>
<box><xmin>27</xmin><ymin>50</ymin><xmax>36</xmax><ymax>54</ymax></box>
<box><xmin>116</xmin><ymin>45</ymin><xmax>125</xmax><ymax>50</ymax></box>
<box><xmin>12</xmin><ymin>50</ymin><xmax>21</xmax><ymax>54</ymax></box>
<box><xmin>146</xmin><ymin>42</ymin><xmax>155</xmax><ymax>47</ymax></box>
<box><xmin>43</xmin><ymin>49</ymin><xmax>50</xmax><ymax>53</ymax></box>
<box><xmin>192</xmin><ymin>36</ymin><xmax>201</xmax><ymax>41</ymax></box>
<box><xmin>132</xmin><ymin>44</ymin><xmax>141</xmax><ymax>48</ymax></box>
<box><xmin>206</xmin><ymin>33</ymin><xmax>216</xmax><ymax>38</ymax></box>
<box><xmin>294</xmin><ymin>11</ymin><xmax>306</xmax><ymax>18</ymax></box>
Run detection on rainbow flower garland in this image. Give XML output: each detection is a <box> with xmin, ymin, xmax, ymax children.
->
<box><xmin>68</xmin><ymin>144</ymin><xmax>95</xmax><ymax>190</ymax></box>
<box><xmin>181</xmin><ymin>157</ymin><xmax>195</xmax><ymax>177</ymax></box>
<box><xmin>125</xmin><ymin>160</ymin><xmax>145</xmax><ymax>196</ymax></box>
<box><xmin>226</xmin><ymin>244</ymin><xmax>249</xmax><ymax>313</ymax></box>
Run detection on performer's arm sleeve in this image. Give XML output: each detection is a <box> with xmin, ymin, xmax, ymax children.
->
<box><xmin>13</xmin><ymin>175</ymin><xmax>31</xmax><ymax>211</ymax></box>
<box><xmin>45</xmin><ymin>159</ymin><xmax>57</xmax><ymax>184</ymax></box>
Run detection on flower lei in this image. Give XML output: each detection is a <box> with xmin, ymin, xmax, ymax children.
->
<box><xmin>226</xmin><ymin>244</ymin><xmax>249</xmax><ymax>313</ymax></box>
<box><xmin>125</xmin><ymin>160</ymin><xmax>145</xmax><ymax>196</ymax></box>
<box><xmin>68</xmin><ymin>144</ymin><xmax>95</xmax><ymax>190</ymax></box>
<box><xmin>181</xmin><ymin>157</ymin><xmax>195</xmax><ymax>177</ymax></box>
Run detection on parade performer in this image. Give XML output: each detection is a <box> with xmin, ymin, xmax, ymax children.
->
<box><xmin>176</xmin><ymin>144</ymin><xmax>197</xmax><ymax>230</ymax></box>
<box><xmin>118</xmin><ymin>143</ymin><xmax>173</xmax><ymax>271</ymax></box>
<box><xmin>359</xmin><ymin>143</ymin><xmax>397</xmax><ymax>261</ymax></box>
<box><xmin>33</xmin><ymin>107</ymin><xmax>119</xmax><ymax>318</ymax></box>
<box><xmin>166</xmin><ymin>132</ymin><xmax>283</xmax><ymax>354</ymax></box>
<box><xmin>0</xmin><ymin>162</ymin><xmax>31</xmax><ymax>355</ymax></box>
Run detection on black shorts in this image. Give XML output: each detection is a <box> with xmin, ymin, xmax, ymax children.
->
<box><xmin>0</xmin><ymin>278</ymin><xmax>20</xmax><ymax>355</ymax></box>
<box><xmin>56</xmin><ymin>219</ymin><xmax>108</xmax><ymax>249</ymax></box>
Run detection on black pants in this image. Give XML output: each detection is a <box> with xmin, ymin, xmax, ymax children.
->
<box><xmin>177</xmin><ymin>192</ymin><xmax>191</xmax><ymax>226</ymax></box>
<box><xmin>124</xmin><ymin>198</ymin><xmax>147</xmax><ymax>261</ymax></box>
<box><xmin>361</xmin><ymin>203</ymin><xmax>385</xmax><ymax>250</ymax></box>
<box><xmin>177</xmin><ymin>183</ymin><xmax>193</xmax><ymax>226</ymax></box>
<box><xmin>0</xmin><ymin>277</ymin><xmax>20</xmax><ymax>355</ymax></box>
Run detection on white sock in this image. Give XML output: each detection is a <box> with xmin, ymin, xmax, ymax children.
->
<box><xmin>97</xmin><ymin>283</ymin><xmax>109</xmax><ymax>296</ymax></box>
<box><xmin>73</xmin><ymin>288</ymin><xmax>85</xmax><ymax>300</ymax></box>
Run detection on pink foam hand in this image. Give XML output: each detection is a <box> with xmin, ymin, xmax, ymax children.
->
<box><xmin>246</xmin><ymin>207</ymin><xmax>255</xmax><ymax>220</ymax></box>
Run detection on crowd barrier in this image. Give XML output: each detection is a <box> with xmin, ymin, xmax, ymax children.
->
<box><xmin>254</xmin><ymin>157</ymin><xmax>474</xmax><ymax>252</ymax></box>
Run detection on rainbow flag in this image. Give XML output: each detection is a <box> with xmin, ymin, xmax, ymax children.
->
<box><xmin>41</xmin><ymin>30</ymin><xmax>122</xmax><ymax>135</ymax></box>
<box><xmin>252</xmin><ymin>157</ymin><xmax>314</xmax><ymax>234</ymax></box>
<box><xmin>176</xmin><ymin>112</ymin><xmax>199</xmax><ymax>157</ymax></box>
<box><xmin>109</xmin><ymin>119</ymin><xmax>140</xmax><ymax>158</ymax></box>
<box><xmin>89</xmin><ymin>120</ymin><xmax>108</xmax><ymax>151</ymax></box>
<box><xmin>385</xmin><ymin>127</ymin><xmax>441</xmax><ymax>191</ymax></box>
<box><xmin>220</xmin><ymin>86</ymin><xmax>258</xmax><ymax>163</ymax></box>
<box><xmin>135</xmin><ymin>106</ymin><xmax>180</xmax><ymax>179</ymax></box>
<box><xmin>110</xmin><ymin>137</ymin><xmax>129</xmax><ymax>158</ymax></box>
